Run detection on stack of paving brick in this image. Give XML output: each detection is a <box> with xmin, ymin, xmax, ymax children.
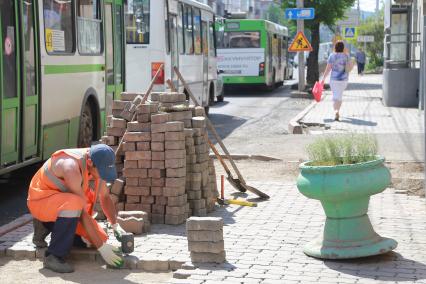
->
<box><xmin>186</xmin><ymin>217</ymin><xmax>226</xmax><ymax>264</ymax></box>
<box><xmin>207</xmin><ymin>159</ymin><xmax>219</xmax><ymax>212</ymax></box>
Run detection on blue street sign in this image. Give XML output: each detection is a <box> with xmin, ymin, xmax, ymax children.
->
<box><xmin>344</xmin><ymin>27</ymin><xmax>356</xmax><ymax>38</ymax></box>
<box><xmin>285</xmin><ymin>8</ymin><xmax>315</xmax><ymax>20</ymax></box>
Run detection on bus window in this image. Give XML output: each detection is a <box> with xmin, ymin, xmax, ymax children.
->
<box><xmin>224</xmin><ymin>31</ymin><xmax>260</xmax><ymax>48</ymax></box>
<box><xmin>209</xmin><ymin>21</ymin><xmax>216</xmax><ymax>56</ymax></box>
<box><xmin>124</xmin><ymin>0</ymin><xmax>150</xmax><ymax>44</ymax></box>
<box><xmin>278</xmin><ymin>37</ymin><xmax>282</xmax><ymax>69</ymax></box>
<box><xmin>77</xmin><ymin>0</ymin><xmax>102</xmax><ymax>55</ymax></box>
<box><xmin>193</xmin><ymin>8</ymin><xmax>201</xmax><ymax>55</ymax></box>
<box><xmin>184</xmin><ymin>5</ymin><xmax>193</xmax><ymax>54</ymax></box>
<box><xmin>178</xmin><ymin>4</ymin><xmax>184</xmax><ymax>54</ymax></box>
<box><xmin>43</xmin><ymin>0</ymin><xmax>75</xmax><ymax>54</ymax></box>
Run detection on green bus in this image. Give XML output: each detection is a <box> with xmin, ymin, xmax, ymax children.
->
<box><xmin>0</xmin><ymin>0</ymin><xmax>125</xmax><ymax>175</ymax></box>
<box><xmin>216</xmin><ymin>19</ymin><xmax>290</xmax><ymax>89</ymax></box>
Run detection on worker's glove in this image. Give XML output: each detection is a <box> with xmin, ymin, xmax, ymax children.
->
<box><xmin>98</xmin><ymin>243</ymin><xmax>124</xmax><ymax>268</ymax></box>
<box><xmin>112</xmin><ymin>223</ymin><xmax>126</xmax><ymax>242</ymax></box>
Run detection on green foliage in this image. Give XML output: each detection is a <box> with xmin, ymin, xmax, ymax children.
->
<box><xmin>281</xmin><ymin>0</ymin><xmax>356</xmax><ymax>30</ymax></box>
<box><xmin>306</xmin><ymin>134</ymin><xmax>378</xmax><ymax>166</ymax></box>
<box><xmin>356</xmin><ymin>10</ymin><xmax>385</xmax><ymax>69</ymax></box>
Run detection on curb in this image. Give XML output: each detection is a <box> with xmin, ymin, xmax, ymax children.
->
<box><xmin>209</xmin><ymin>154</ymin><xmax>282</xmax><ymax>162</ymax></box>
<box><xmin>0</xmin><ymin>214</ymin><xmax>32</xmax><ymax>237</ymax></box>
<box><xmin>288</xmin><ymin>101</ymin><xmax>318</xmax><ymax>134</ymax></box>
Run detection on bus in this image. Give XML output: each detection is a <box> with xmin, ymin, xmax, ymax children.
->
<box><xmin>0</xmin><ymin>0</ymin><xmax>125</xmax><ymax>175</ymax></box>
<box><xmin>123</xmin><ymin>0</ymin><xmax>218</xmax><ymax>112</ymax></box>
<box><xmin>216</xmin><ymin>19</ymin><xmax>290</xmax><ymax>90</ymax></box>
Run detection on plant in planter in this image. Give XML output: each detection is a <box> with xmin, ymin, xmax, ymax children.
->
<box><xmin>297</xmin><ymin>134</ymin><xmax>397</xmax><ymax>259</ymax></box>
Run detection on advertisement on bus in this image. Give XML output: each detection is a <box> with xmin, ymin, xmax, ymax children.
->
<box><xmin>217</xmin><ymin>48</ymin><xmax>265</xmax><ymax>76</ymax></box>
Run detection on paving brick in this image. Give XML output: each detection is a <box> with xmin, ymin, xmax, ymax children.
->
<box><xmin>151</xmin><ymin>186</ymin><xmax>163</xmax><ymax>196</ymax></box>
<box><xmin>166</xmin><ymin>141</ymin><xmax>186</xmax><ymax>150</ymax></box>
<box><xmin>166</xmin><ymin>205</ymin><xmax>187</xmax><ymax>216</ymax></box>
<box><xmin>127</xmin><ymin>121</ymin><xmax>151</xmax><ymax>132</ymax></box>
<box><xmin>141</xmin><ymin>196</ymin><xmax>155</xmax><ymax>204</ymax></box>
<box><xmin>120</xmin><ymin>92</ymin><xmax>140</xmax><ymax>101</ymax></box>
<box><xmin>137</xmin><ymin>114</ymin><xmax>150</xmax><ymax>123</ymax></box>
<box><xmin>125</xmin><ymin>203</ymin><xmax>145</xmax><ymax>211</ymax></box>
<box><xmin>138</xmin><ymin>178</ymin><xmax>152</xmax><ymax>187</ymax></box>
<box><xmin>165</xmin><ymin>158</ymin><xmax>186</xmax><ymax>168</ymax></box>
<box><xmin>125</xmin><ymin>151</ymin><xmax>151</xmax><ymax>160</ymax></box>
<box><xmin>136</xmin><ymin>142</ymin><xmax>151</xmax><ymax>151</ymax></box>
<box><xmin>152</xmin><ymin>204</ymin><xmax>166</xmax><ymax>215</ymax></box>
<box><xmin>189</xmin><ymin>199</ymin><xmax>206</xmax><ymax>210</ymax></box>
<box><xmin>190</xmin><ymin>251</ymin><xmax>226</xmax><ymax>263</ymax></box>
<box><xmin>110</xmin><ymin>178</ymin><xmax>124</xmax><ymax>195</ymax></box>
<box><xmin>117</xmin><ymin>216</ymin><xmax>144</xmax><ymax>234</ymax></box>
<box><xmin>166</xmin><ymin>177</ymin><xmax>186</xmax><ymax>187</ymax></box>
<box><xmin>151</xmin><ymin>113</ymin><xmax>171</xmax><ymax>124</ymax></box>
<box><xmin>163</xmin><ymin>186</ymin><xmax>186</xmax><ymax>197</ymax></box>
<box><xmin>194</xmin><ymin>106</ymin><xmax>205</xmax><ymax>117</ymax></box>
<box><xmin>151</xmin><ymin>177</ymin><xmax>165</xmax><ymax>187</ymax></box>
<box><xmin>151</xmin><ymin>142</ymin><xmax>165</xmax><ymax>151</ymax></box>
<box><xmin>123</xmin><ymin>132</ymin><xmax>151</xmax><ymax>142</ymax></box>
<box><xmin>106</xmin><ymin>127</ymin><xmax>125</xmax><ymax>137</ymax></box>
<box><xmin>169</xmin><ymin>110</ymin><xmax>192</xmax><ymax>121</ymax></box>
<box><xmin>167</xmin><ymin>167</ymin><xmax>186</xmax><ymax>178</ymax></box>
<box><xmin>101</xmin><ymin>136</ymin><xmax>117</xmax><ymax>146</ymax></box>
<box><xmin>186</xmin><ymin>217</ymin><xmax>223</xmax><ymax>231</ymax></box>
<box><xmin>126</xmin><ymin>195</ymin><xmax>140</xmax><ymax>204</ymax></box>
<box><xmin>112</xmin><ymin>100</ymin><xmax>128</xmax><ymax>110</ymax></box>
<box><xmin>159</xmin><ymin>92</ymin><xmax>186</xmax><ymax>103</ymax></box>
<box><xmin>156</xmin><ymin>196</ymin><xmax>168</xmax><ymax>206</ymax></box>
<box><xmin>122</xmin><ymin>142</ymin><xmax>136</xmax><ymax>152</ymax></box>
<box><xmin>151</xmin><ymin>123</ymin><xmax>168</xmax><ymax>133</ymax></box>
<box><xmin>138</xmin><ymin>259</ymin><xmax>169</xmax><ymax>271</ymax></box>
<box><xmin>152</xmin><ymin>151</ymin><xmax>165</xmax><ymax>161</ymax></box>
<box><xmin>123</xmin><ymin>168</ymin><xmax>148</xmax><ymax>178</ymax></box>
<box><xmin>136</xmin><ymin>104</ymin><xmax>152</xmax><ymax>114</ymax></box>
<box><xmin>149</xmin><ymin>169</ymin><xmax>166</xmax><ymax>178</ymax></box>
<box><xmin>152</xmin><ymin>160</ymin><xmax>165</xmax><ymax>169</ymax></box>
<box><xmin>151</xmin><ymin>214</ymin><xmax>165</xmax><ymax>224</ymax></box>
<box><xmin>165</xmin><ymin>214</ymin><xmax>186</xmax><ymax>225</ymax></box>
<box><xmin>124</xmin><ymin>186</ymin><xmax>150</xmax><ymax>196</ymax></box>
<box><xmin>166</xmin><ymin>150</ymin><xmax>186</xmax><ymax>159</ymax></box>
<box><xmin>167</xmin><ymin>194</ymin><xmax>188</xmax><ymax>206</ymax></box>
<box><xmin>187</xmin><ymin>230</ymin><xmax>223</xmax><ymax>242</ymax></box>
<box><xmin>165</xmin><ymin>122</ymin><xmax>185</xmax><ymax>132</ymax></box>
<box><xmin>152</xmin><ymin>133</ymin><xmax>165</xmax><ymax>142</ymax></box>
<box><xmin>165</xmin><ymin>132</ymin><xmax>186</xmax><ymax>141</ymax></box>
<box><xmin>138</xmin><ymin>159</ymin><xmax>152</xmax><ymax>169</ymax></box>
<box><xmin>187</xmin><ymin>190</ymin><xmax>202</xmax><ymax>200</ymax></box>
<box><xmin>124</xmin><ymin>160</ymin><xmax>138</xmax><ymax>169</ymax></box>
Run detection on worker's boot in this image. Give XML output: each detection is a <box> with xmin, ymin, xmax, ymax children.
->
<box><xmin>43</xmin><ymin>254</ymin><xmax>74</xmax><ymax>273</ymax></box>
<box><xmin>32</xmin><ymin>218</ymin><xmax>50</xmax><ymax>248</ymax></box>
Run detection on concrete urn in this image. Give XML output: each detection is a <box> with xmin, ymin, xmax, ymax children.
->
<box><xmin>296</xmin><ymin>157</ymin><xmax>398</xmax><ymax>259</ymax></box>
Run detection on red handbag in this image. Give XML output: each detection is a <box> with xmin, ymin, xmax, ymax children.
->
<box><xmin>312</xmin><ymin>81</ymin><xmax>324</xmax><ymax>102</ymax></box>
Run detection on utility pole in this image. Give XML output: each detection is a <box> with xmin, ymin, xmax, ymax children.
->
<box><xmin>297</xmin><ymin>0</ymin><xmax>305</xmax><ymax>91</ymax></box>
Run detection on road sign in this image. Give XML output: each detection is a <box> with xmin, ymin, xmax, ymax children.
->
<box><xmin>285</xmin><ymin>8</ymin><xmax>315</xmax><ymax>20</ymax></box>
<box><xmin>344</xmin><ymin>27</ymin><xmax>356</xmax><ymax>38</ymax></box>
<box><xmin>288</xmin><ymin>31</ymin><xmax>313</xmax><ymax>52</ymax></box>
<box><xmin>357</xmin><ymin>35</ymin><xmax>375</xmax><ymax>42</ymax></box>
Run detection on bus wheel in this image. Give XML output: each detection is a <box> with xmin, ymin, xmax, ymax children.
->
<box><xmin>78</xmin><ymin>104</ymin><xmax>94</xmax><ymax>147</ymax></box>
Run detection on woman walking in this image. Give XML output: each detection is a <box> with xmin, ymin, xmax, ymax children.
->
<box><xmin>321</xmin><ymin>41</ymin><xmax>353</xmax><ymax>121</ymax></box>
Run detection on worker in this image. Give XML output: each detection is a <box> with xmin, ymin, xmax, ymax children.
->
<box><xmin>27</xmin><ymin>144</ymin><xmax>127</xmax><ymax>273</ymax></box>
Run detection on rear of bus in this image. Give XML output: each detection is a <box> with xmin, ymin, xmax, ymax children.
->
<box><xmin>217</xmin><ymin>20</ymin><xmax>266</xmax><ymax>87</ymax></box>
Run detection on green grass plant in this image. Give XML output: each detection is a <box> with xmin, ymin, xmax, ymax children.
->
<box><xmin>306</xmin><ymin>134</ymin><xmax>378</xmax><ymax>166</ymax></box>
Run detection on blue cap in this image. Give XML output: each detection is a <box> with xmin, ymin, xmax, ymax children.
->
<box><xmin>90</xmin><ymin>144</ymin><xmax>117</xmax><ymax>182</ymax></box>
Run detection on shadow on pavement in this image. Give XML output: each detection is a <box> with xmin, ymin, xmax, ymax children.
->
<box><xmin>324</xmin><ymin>117</ymin><xmax>378</xmax><ymax>126</ymax></box>
<box><xmin>346</xmin><ymin>83</ymin><xmax>382</xmax><ymax>91</ymax></box>
<box><xmin>224</xmin><ymin>85</ymin><xmax>291</xmax><ymax>98</ymax></box>
<box><xmin>210</xmin><ymin>101</ymin><xmax>230</xmax><ymax>108</ymax></box>
<box><xmin>207</xmin><ymin>113</ymin><xmax>247</xmax><ymax>142</ymax></box>
<box><xmin>324</xmin><ymin>251</ymin><xmax>426</xmax><ymax>281</ymax></box>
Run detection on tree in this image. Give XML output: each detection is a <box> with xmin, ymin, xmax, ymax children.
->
<box><xmin>356</xmin><ymin>11</ymin><xmax>384</xmax><ymax>69</ymax></box>
<box><xmin>282</xmin><ymin>0</ymin><xmax>356</xmax><ymax>86</ymax></box>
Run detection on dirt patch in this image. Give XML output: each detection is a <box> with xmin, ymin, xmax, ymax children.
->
<box><xmin>0</xmin><ymin>257</ymin><xmax>172</xmax><ymax>284</ymax></box>
<box><xmin>386</xmin><ymin>161</ymin><xmax>425</xmax><ymax>197</ymax></box>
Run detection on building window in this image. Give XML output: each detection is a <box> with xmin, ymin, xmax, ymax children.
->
<box><xmin>43</xmin><ymin>0</ymin><xmax>75</xmax><ymax>54</ymax></box>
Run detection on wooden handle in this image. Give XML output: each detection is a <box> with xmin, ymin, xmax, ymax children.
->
<box><xmin>114</xmin><ymin>64</ymin><xmax>164</xmax><ymax>157</ymax></box>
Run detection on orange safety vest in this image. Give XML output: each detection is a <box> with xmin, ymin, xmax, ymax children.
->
<box><xmin>28</xmin><ymin>148</ymin><xmax>108</xmax><ymax>243</ymax></box>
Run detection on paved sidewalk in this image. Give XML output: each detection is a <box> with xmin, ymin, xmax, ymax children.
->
<box><xmin>300</xmin><ymin>73</ymin><xmax>424</xmax><ymax>134</ymax></box>
<box><xmin>1</xmin><ymin>181</ymin><xmax>426</xmax><ymax>283</ymax></box>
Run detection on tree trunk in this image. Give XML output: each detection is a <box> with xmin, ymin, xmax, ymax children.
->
<box><xmin>306</xmin><ymin>22</ymin><xmax>320</xmax><ymax>86</ymax></box>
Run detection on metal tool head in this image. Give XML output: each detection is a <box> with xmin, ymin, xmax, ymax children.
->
<box><xmin>121</xmin><ymin>233</ymin><xmax>134</xmax><ymax>254</ymax></box>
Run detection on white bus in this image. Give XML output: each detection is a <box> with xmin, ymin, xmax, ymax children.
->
<box><xmin>123</xmin><ymin>0</ymin><xmax>218</xmax><ymax>112</ymax></box>
<box><xmin>0</xmin><ymin>0</ymin><xmax>125</xmax><ymax>174</ymax></box>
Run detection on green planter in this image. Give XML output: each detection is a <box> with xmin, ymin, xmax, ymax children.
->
<box><xmin>297</xmin><ymin>157</ymin><xmax>398</xmax><ymax>259</ymax></box>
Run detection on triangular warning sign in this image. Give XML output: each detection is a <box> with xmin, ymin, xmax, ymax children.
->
<box><xmin>288</xmin><ymin>31</ymin><xmax>313</xmax><ymax>52</ymax></box>
<box><xmin>345</xmin><ymin>28</ymin><xmax>354</xmax><ymax>38</ymax></box>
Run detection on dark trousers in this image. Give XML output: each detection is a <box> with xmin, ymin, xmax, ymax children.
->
<box><xmin>357</xmin><ymin>62</ymin><xmax>365</xmax><ymax>74</ymax></box>
<box><xmin>43</xmin><ymin>218</ymin><xmax>82</xmax><ymax>258</ymax></box>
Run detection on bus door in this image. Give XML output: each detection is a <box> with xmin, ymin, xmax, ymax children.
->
<box><xmin>20</xmin><ymin>0</ymin><xmax>39</xmax><ymax>159</ymax></box>
<box><xmin>0</xmin><ymin>0</ymin><xmax>39</xmax><ymax>166</ymax></box>
<box><xmin>105</xmin><ymin>0</ymin><xmax>124</xmax><ymax>113</ymax></box>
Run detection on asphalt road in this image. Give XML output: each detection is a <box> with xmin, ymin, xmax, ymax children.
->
<box><xmin>0</xmin><ymin>80</ymin><xmax>311</xmax><ymax>226</ymax></box>
<box><xmin>208</xmin><ymin>81</ymin><xmax>311</xmax><ymax>158</ymax></box>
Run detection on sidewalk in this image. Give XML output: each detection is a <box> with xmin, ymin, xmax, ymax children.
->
<box><xmin>296</xmin><ymin>72</ymin><xmax>424</xmax><ymax>161</ymax></box>
<box><xmin>1</xmin><ymin>180</ymin><xmax>426</xmax><ymax>283</ymax></box>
